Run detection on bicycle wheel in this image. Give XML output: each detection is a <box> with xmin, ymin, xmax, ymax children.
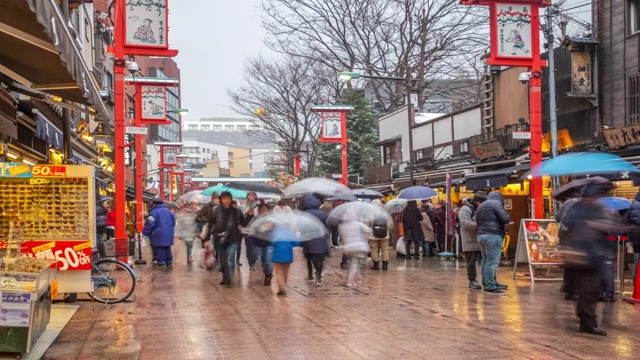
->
<box><xmin>87</xmin><ymin>259</ymin><xmax>136</xmax><ymax>304</ymax></box>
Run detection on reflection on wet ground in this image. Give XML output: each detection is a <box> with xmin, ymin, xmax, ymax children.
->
<box><xmin>45</xmin><ymin>244</ymin><xmax>640</xmax><ymax>359</ymax></box>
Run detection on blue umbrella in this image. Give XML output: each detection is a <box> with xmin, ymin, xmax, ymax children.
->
<box><xmin>398</xmin><ymin>186</ymin><xmax>438</xmax><ymax>201</ymax></box>
<box><xmin>598</xmin><ymin>197</ymin><xmax>632</xmax><ymax>211</ymax></box>
<box><xmin>200</xmin><ymin>185</ymin><xmax>248</xmax><ymax>199</ymax></box>
<box><xmin>531</xmin><ymin>152</ymin><xmax>638</xmax><ymax>177</ymax></box>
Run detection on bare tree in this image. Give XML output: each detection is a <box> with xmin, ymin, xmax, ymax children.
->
<box><xmin>262</xmin><ymin>0</ymin><xmax>488</xmax><ymax>112</ymax></box>
<box><xmin>228</xmin><ymin>55</ymin><xmax>339</xmax><ymax>174</ymax></box>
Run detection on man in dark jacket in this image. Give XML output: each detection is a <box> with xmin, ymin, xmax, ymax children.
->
<box><xmin>475</xmin><ymin>191</ymin><xmax>511</xmax><ymax>295</ymax></box>
<box><xmin>627</xmin><ymin>191</ymin><xmax>640</xmax><ymax>287</ymax></box>
<box><xmin>561</xmin><ymin>183</ymin><xmax>625</xmax><ymax>336</ymax></box>
<box><xmin>299</xmin><ymin>194</ymin><xmax>329</xmax><ymax>286</ymax></box>
<box><xmin>143</xmin><ymin>198</ymin><xmax>176</xmax><ymax>267</ymax></box>
<box><xmin>209</xmin><ymin>191</ymin><xmax>254</xmax><ymax>285</ymax></box>
<box><xmin>556</xmin><ymin>195</ymin><xmax>582</xmax><ymax>300</ymax></box>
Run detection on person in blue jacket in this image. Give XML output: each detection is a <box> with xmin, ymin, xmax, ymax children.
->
<box><xmin>271</xmin><ymin>207</ymin><xmax>301</xmax><ymax>296</ymax></box>
<box><xmin>143</xmin><ymin>198</ymin><xmax>176</xmax><ymax>267</ymax></box>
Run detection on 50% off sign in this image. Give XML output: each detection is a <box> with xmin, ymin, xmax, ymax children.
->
<box><xmin>20</xmin><ymin>241</ymin><xmax>92</xmax><ymax>270</ymax></box>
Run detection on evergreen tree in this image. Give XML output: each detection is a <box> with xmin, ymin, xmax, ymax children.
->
<box><xmin>317</xmin><ymin>90</ymin><xmax>380</xmax><ymax>181</ymax></box>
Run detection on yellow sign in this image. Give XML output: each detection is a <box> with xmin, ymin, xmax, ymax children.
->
<box><xmin>50</xmin><ymin>279</ymin><xmax>59</xmax><ymax>300</ymax></box>
<box><xmin>73</xmin><ymin>242</ymin><xmax>92</xmax><ymax>251</ymax></box>
<box><xmin>32</xmin><ymin>242</ymin><xmax>56</xmax><ymax>253</ymax></box>
<box><xmin>542</xmin><ymin>130</ymin><xmax>573</xmax><ymax>153</ymax></box>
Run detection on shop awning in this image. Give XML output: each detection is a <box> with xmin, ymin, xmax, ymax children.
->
<box><xmin>0</xmin><ymin>0</ymin><xmax>111</xmax><ymax>121</ymax></box>
<box><xmin>126</xmin><ymin>185</ymin><xmax>156</xmax><ymax>203</ymax></box>
<box><xmin>428</xmin><ymin>178</ymin><xmax>466</xmax><ymax>189</ymax></box>
<box><xmin>466</xmin><ymin>163</ymin><xmax>530</xmax><ymax>191</ymax></box>
<box><xmin>376</xmin><ymin>136</ymin><xmax>401</xmax><ymax>146</ymax></box>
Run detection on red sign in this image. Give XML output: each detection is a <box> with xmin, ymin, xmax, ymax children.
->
<box><xmin>32</xmin><ymin>165</ymin><xmax>67</xmax><ymax>177</ymax></box>
<box><xmin>20</xmin><ymin>241</ymin><xmax>92</xmax><ymax>271</ymax></box>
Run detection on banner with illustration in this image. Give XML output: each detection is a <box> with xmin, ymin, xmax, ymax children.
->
<box><xmin>141</xmin><ymin>85</ymin><xmax>167</xmax><ymax>120</ymax></box>
<box><xmin>497</xmin><ymin>4</ymin><xmax>533</xmax><ymax>59</ymax></box>
<box><xmin>513</xmin><ymin>219</ymin><xmax>563</xmax><ymax>283</ymax></box>
<box><xmin>125</xmin><ymin>0</ymin><xmax>168</xmax><ymax>48</ymax></box>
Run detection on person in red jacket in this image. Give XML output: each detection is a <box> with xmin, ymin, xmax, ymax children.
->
<box><xmin>106</xmin><ymin>203</ymin><xmax>116</xmax><ymax>239</ymax></box>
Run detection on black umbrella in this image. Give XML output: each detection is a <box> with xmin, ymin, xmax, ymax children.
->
<box><xmin>227</xmin><ymin>181</ymin><xmax>283</xmax><ymax>195</ymax></box>
<box><xmin>552</xmin><ymin>176</ymin><xmax>613</xmax><ymax>201</ymax></box>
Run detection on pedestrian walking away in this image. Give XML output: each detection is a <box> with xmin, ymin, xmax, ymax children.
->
<box><xmin>208</xmin><ymin>191</ymin><xmax>254</xmax><ymax>285</ymax></box>
<box><xmin>95</xmin><ymin>196</ymin><xmax>110</xmax><ymax>258</ymax></box>
<box><xmin>369</xmin><ymin>199</ymin><xmax>391</xmax><ymax>270</ymax></box>
<box><xmin>420</xmin><ymin>202</ymin><xmax>436</xmax><ymax>258</ymax></box>
<box><xmin>271</xmin><ymin>207</ymin><xmax>301</xmax><ymax>295</ymax></box>
<box><xmin>475</xmin><ymin>191</ymin><xmax>511</xmax><ymax>295</ymax></box>
<box><xmin>143</xmin><ymin>198</ymin><xmax>177</xmax><ymax>268</ymax></box>
<box><xmin>402</xmin><ymin>201</ymin><xmax>424</xmax><ymax>259</ymax></box>
<box><xmin>299</xmin><ymin>194</ymin><xmax>330</xmax><ymax>286</ymax></box>
<box><xmin>459</xmin><ymin>193</ymin><xmax>486</xmax><ymax>290</ymax></box>
<box><xmin>556</xmin><ymin>195</ymin><xmax>582</xmax><ymax>300</ymax></box>
<box><xmin>434</xmin><ymin>202</ymin><xmax>451</xmax><ymax>253</ymax></box>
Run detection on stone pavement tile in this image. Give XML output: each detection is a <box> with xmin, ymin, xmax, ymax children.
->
<box><xmin>44</xmin><ymin>342</ymin><xmax>85</xmax><ymax>360</ymax></box>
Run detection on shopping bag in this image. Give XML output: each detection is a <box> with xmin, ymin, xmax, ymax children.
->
<box><xmin>396</xmin><ymin>236</ymin><xmax>407</xmax><ymax>255</ymax></box>
<box><xmin>199</xmin><ymin>249</ymin><xmax>216</xmax><ymax>270</ymax></box>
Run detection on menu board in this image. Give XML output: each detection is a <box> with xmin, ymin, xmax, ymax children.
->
<box><xmin>522</xmin><ymin>220</ymin><xmax>562</xmax><ymax>264</ymax></box>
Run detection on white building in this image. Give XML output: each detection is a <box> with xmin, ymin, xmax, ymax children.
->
<box><xmin>182</xmin><ymin>117</ymin><xmax>264</xmax><ymax>132</ymax></box>
<box><xmin>376</xmin><ymin>105</ymin><xmax>482</xmax><ymax>182</ymax></box>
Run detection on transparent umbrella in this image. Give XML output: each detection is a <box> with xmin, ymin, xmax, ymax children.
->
<box><xmin>327</xmin><ymin>201</ymin><xmax>393</xmax><ymax>226</ymax></box>
<box><xmin>384</xmin><ymin>198</ymin><xmax>408</xmax><ymax>214</ymax></box>
<box><xmin>283</xmin><ymin>177</ymin><xmax>350</xmax><ymax>198</ymax></box>
<box><xmin>179</xmin><ymin>190</ymin><xmax>209</xmax><ymax>204</ymax></box>
<box><xmin>247</xmin><ymin>210</ymin><xmax>328</xmax><ymax>242</ymax></box>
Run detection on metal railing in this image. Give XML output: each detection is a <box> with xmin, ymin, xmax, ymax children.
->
<box><xmin>469</xmin><ymin>123</ymin><xmax>530</xmax><ymax>151</ymax></box>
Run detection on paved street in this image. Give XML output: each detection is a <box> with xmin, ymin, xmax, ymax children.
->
<box><xmin>45</xmin><ymin>244</ymin><xmax>640</xmax><ymax>360</ymax></box>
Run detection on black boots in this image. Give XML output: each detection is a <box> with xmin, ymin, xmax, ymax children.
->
<box><xmin>371</xmin><ymin>261</ymin><xmax>380</xmax><ymax>270</ymax></box>
<box><xmin>382</xmin><ymin>261</ymin><xmax>388</xmax><ymax>270</ymax></box>
<box><xmin>264</xmin><ymin>274</ymin><xmax>272</xmax><ymax>286</ymax></box>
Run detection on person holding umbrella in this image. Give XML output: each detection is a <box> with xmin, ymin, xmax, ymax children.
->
<box><xmin>299</xmin><ymin>194</ymin><xmax>329</xmax><ymax>286</ymax></box>
<box><xmin>402</xmin><ymin>201</ymin><xmax>424</xmax><ymax>259</ymax></box>
<box><xmin>208</xmin><ymin>191</ymin><xmax>254</xmax><ymax>285</ymax></box>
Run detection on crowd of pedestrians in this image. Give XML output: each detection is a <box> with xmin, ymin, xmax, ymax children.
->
<box><xmin>135</xmin><ymin>182</ymin><xmax>640</xmax><ymax>338</ymax></box>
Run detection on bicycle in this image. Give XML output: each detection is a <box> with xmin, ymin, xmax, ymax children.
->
<box><xmin>87</xmin><ymin>249</ymin><xmax>137</xmax><ymax>304</ymax></box>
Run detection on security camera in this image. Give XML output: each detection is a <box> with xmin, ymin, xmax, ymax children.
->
<box><xmin>125</xmin><ymin>61</ymin><xmax>139</xmax><ymax>74</ymax></box>
<box><xmin>519</xmin><ymin>72</ymin><xmax>532</xmax><ymax>84</ymax></box>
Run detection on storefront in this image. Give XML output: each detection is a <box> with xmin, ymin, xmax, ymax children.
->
<box><xmin>1</xmin><ymin>163</ymin><xmax>96</xmax><ymax>353</ymax></box>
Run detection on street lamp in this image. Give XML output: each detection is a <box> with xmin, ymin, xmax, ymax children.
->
<box><xmin>168</xmin><ymin>108</ymin><xmax>189</xmax><ymax>115</ymax></box>
<box><xmin>338</xmin><ymin>71</ymin><xmax>416</xmax><ymax>184</ymax></box>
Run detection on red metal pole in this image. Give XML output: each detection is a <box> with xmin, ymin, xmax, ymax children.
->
<box><xmin>158</xmin><ymin>164</ymin><xmax>165</xmax><ymax>201</ymax></box>
<box><xmin>340</xmin><ymin>110</ymin><xmax>349</xmax><ymax>186</ymax></box>
<box><xmin>169</xmin><ymin>167</ymin><xmax>174</xmax><ymax>201</ymax></box>
<box><xmin>529</xmin><ymin>5</ymin><xmax>544</xmax><ymax>219</ymax></box>
<box><xmin>134</xmin><ymin>89</ymin><xmax>144</xmax><ymax>232</ymax></box>
<box><xmin>112</xmin><ymin>0</ymin><xmax>128</xmax><ymax>257</ymax></box>
<box><xmin>293</xmin><ymin>155</ymin><xmax>301</xmax><ymax>176</ymax></box>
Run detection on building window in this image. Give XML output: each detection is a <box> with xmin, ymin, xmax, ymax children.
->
<box><xmin>630</xmin><ymin>74</ymin><xmax>640</xmax><ymax>124</ymax></box>
<box><xmin>212</xmin><ymin>150</ymin><xmax>218</xmax><ymax>158</ymax></box>
<box><xmin>630</xmin><ymin>0</ymin><xmax>640</xmax><ymax>35</ymax></box>
<box><xmin>229</xmin><ymin>161</ymin><xmax>234</xmax><ymax>168</ymax></box>
<box><xmin>249</xmin><ymin>163</ymin><xmax>253</xmax><ymax>170</ymax></box>
<box><xmin>460</xmin><ymin>141</ymin><xmax>469</xmax><ymax>154</ymax></box>
<box><xmin>383</xmin><ymin>144</ymin><xmax>397</xmax><ymax>165</ymax></box>
<box><xmin>188</xmin><ymin>125</ymin><xmax>198</xmax><ymax>130</ymax></box>
<box><xmin>212</xmin><ymin>125</ymin><xmax>222</xmax><ymax>130</ymax></box>
<box><xmin>237</xmin><ymin>125</ymin><xmax>247</xmax><ymax>130</ymax></box>
<box><xmin>224</xmin><ymin>125</ymin><xmax>234</xmax><ymax>131</ymax></box>
<box><xmin>201</xmin><ymin>125</ymin><xmax>210</xmax><ymax>131</ymax></box>
<box><xmin>207</xmin><ymin>148</ymin><xmax>211</xmax><ymax>153</ymax></box>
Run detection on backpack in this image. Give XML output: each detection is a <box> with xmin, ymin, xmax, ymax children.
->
<box><xmin>372</xmin><ymin>216</ymin><xmax>388</xmax><ymax>239</ymax></box>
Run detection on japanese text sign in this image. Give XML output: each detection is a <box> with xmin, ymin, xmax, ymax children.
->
<box><xmin>125</xmin><ymin>0</ymin><xmax>169</xmax><ymax>49</ymax></box>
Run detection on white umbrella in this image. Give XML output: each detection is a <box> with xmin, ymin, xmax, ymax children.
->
<box><xmin>384</xmin><ymin>198</ymin><xmax>408</xmax><ymax>214</ymax></box>
<box><xmin>247</xmin><ymin>210</ymin><xmax>328</xmax><ymax>242</ymax></box>
<box><xmin>327</xmin><ymin>201</ymin><xmax>393</xmax><ymax>226</ymax></box>
<box><xmin>179</xmin><ymin>190</ymin><xmax>209</xmax><ymax>204</ymax></box>
<box><xmin>283</xmin><ymin>177</ymin><xmax>350</xmax><ymax>198</ymax></box>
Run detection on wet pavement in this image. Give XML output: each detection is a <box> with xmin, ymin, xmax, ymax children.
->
<box><xmin>44</xmin><ymin>243</ymin><xmax>640</xmax><ymax>360</ymax></box>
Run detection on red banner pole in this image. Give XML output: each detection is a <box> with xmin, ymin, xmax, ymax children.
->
<box><xmin>293</xmin><ymin>155</ymin><xmax>301</xmax><ymax>176</ymax></box>
<box><xmin>113</xmin><ymin>0</ymin><xmax>128</xmax><ymax>257</ymax></box>
<box><xmin>341</xmin><ymin>111</ymin><xmax>349</xmax><ymax>186</ymax></box>
<box><xmin>169</xmin><ymin>167</ymin><xmax>175</xmax><ymax>202</ymax></box>
<box><xmin>529</xmin><ymin>5</ymin><xmax>544</xmax><ymax>219</ymax></box>
<box><xmin>158</xmin><ymin>146</ymin><xmax>165</xmax><ymax>201</ymax></box>
<box><xmin>134</xmin><ymin>87</ymin><xmax>144</xmax><ymax>232</ymax></box>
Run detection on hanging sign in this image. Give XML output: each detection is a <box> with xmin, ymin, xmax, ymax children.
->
<box><xmin>125</xmin><ymin>0</ymin><xmax>169</xmax><ymax>49</ymax></box>
<box><xmin>161</xmin><ymin>145</ymin><xmax>179</xmax><ymax>166</ymax></box>
<box><xmin>322</xmin><ymin>112</ymin><xmax>343</xmax><ymax>140</ymax></box>
<box><xmin>570</xmin><ymin>51</ymin><xmax>593</xmax><ymax>94</ymax></box>
<box><xmin>141</xmin><ymin>85</ymin><xmax>167</xmax><ymax>121</ymax></box>
<box><xmin>497</xmin><ymin>4</ymin><xmax>533</xmax><ymax>59</ymax></box>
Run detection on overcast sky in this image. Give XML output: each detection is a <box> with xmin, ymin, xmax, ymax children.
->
<box><xmin>169</xmin><ymin>0</ymin><xmax>268</xmax><ymax>120</ymax></box>
<box><xmin>167</xmin><ymin>0</ymin><xmax>592</xmax><ymax>122</ymax></box>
